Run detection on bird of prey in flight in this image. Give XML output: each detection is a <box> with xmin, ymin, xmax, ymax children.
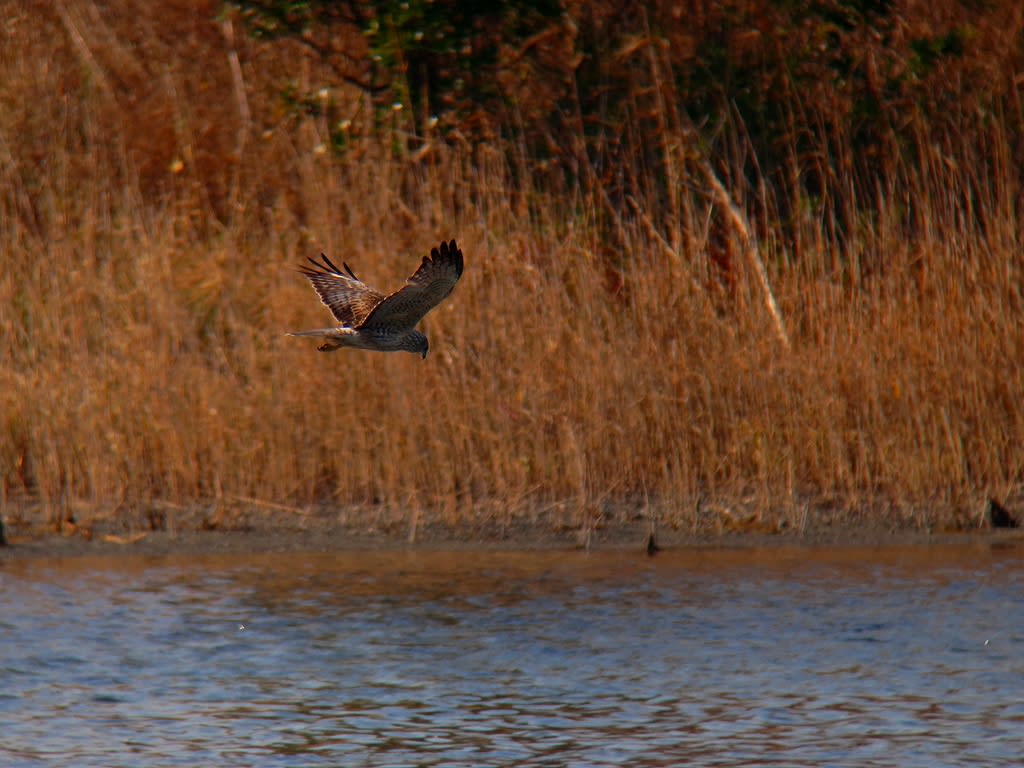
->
<box><xmin>289</xmin><ymin>239</ymin><xmax>464</xmax><ymax>358</ymax></box>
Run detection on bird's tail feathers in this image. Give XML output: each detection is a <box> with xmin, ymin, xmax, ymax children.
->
<box><xmin>287</xmin><ymin>327</ymin><xmax>340</xmax><ymax>338</ymax></box>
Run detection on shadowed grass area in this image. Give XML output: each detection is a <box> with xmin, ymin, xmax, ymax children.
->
<box><xmin>1</xmin><ymin>1</ymin><xmax>1022</xmax><ymax>539</ymax></box>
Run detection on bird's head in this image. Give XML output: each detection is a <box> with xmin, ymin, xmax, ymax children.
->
<box><xmin>410</xmin><ymin>333</ymin><xmax>429</xmax><ymax>359</ymax></box>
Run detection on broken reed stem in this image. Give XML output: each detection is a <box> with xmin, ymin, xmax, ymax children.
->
<box><xmin>55</xmin><ymin>2</ymin><xmax>116</xmax><ymax>99</ymax></box>
<box><xmin>229</xmin><ymin>495</ymin><xmax>309</xmax><ymax>516</ymax></box>
<box><xmin>701</xmin><ymin>160</ymin><xmax>791</xmax><ymax>350</ymax></box>
<box><xmin>221</xmin><ymin>16</ymin><xmax>251</xmax><ymax>211</ymax></box>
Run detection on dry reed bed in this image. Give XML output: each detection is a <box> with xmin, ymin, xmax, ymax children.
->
<box><xmin>3</xmin><ymin>145</ymin><xmax>1021</xmax><ymax>534</ymax></box>
<box><xmin>0</xmin><ymin>2</ymin><xmax>1022</xmax><ymax>536</ymax></box>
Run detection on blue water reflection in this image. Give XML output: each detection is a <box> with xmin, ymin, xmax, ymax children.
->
<box><xmin>2</xmin><ymin>543</ymin><xmax>1022</xmax><ymax>766</ymax></box>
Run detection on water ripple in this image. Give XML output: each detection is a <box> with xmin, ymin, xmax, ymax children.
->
<box><xmin>2</xmin><ymin>543</ymin><xmax>1022</xmax><ymax>766</ymax></box>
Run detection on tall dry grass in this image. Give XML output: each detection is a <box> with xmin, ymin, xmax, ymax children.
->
<box><xmin>1</xmin><ymin>1</ymin><xmax>1022</xmax><ymax>536</ymax></box>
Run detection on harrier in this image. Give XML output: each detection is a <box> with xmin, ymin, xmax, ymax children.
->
<box><xmin>289</xmin><ymin>239</ymin><xmax>464</xmax><ymax>358</ymax></box>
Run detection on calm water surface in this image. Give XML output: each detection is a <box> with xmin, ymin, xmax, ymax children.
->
<box><xmin>2</xmin><ymin>542</ymin><xmax>1022</xmax><ymax>766</ymax></box>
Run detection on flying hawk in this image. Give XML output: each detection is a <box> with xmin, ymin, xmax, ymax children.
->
<box><xmin>289</xmin><ymin>239</ymin><xmax>464</xmax><ymax>358</ymax></box>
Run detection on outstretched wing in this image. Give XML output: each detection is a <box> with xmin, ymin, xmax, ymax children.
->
<box><xmin>359</xmin><ymin>239</ymin><xmax>464</xmax><ymax>332</ymax></box>
<box><xmin>298</xmin><ymin>253</ymin><xmax>385</xmax><ymax>328</ymax></box>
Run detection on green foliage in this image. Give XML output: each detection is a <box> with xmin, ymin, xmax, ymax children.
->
<box><xmin>233</xmin><ymin>0</ymin><xmax>348</xmax><ymax>38</ymax></box>
<box><xmin>909</xmin><ymin>28</ymin><xmax>968</xmax><ymax>77</ymax></box>
<box><xmin>228</xmin><ymin>1</ymin><xmax>1023</xmax><ymax>252</ymax></box>
<box><xmin>233</xmin><ymin>0</ymin><xmax>562</xmax><ymax>133</ymax></box>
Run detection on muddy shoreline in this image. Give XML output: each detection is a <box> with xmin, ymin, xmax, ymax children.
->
<box><xmin>3</xmin><ymin>513</ymin><xmax>1021</xmax><ymax>560</ymax></box>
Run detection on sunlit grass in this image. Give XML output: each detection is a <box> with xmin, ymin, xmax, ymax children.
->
<box><xmin>1</xmin><ymin>1</ymin><xmax>1021</xmax><ymax>537</ymax></box>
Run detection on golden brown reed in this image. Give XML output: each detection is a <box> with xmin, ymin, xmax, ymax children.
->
<box><xmin>1</xmin><ymin>1</ymin><xmax>1021</xmax><ymax>536</ymax></box>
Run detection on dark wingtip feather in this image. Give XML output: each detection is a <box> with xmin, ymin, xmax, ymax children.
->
<box><xmin>435</xmin><ymin>238</ymin><xmax>464</xmax><ymax>277</ymax></box>
<box><xmin>301</xmin><ymin>253</ymin><xmax>332</xmax><ymax>273</ymax></box>
<box><xmin>299</xmin><ymin>252</ymin><xmax>357</xmax><ymax>281</ymax></box>
<box><xmin>449</xmin><ymin>239</ymin><xmax>464</xmax><ymax>277</ymax></box>
<box><xmin>317</xmin><ymin>252</ymin><xmax>346</xmax><ymax>275</ymax></box>
<box><xmin>297</xmin><ymin>261</ymin><xmax>320</xmax><ymax>279</ymax></box>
